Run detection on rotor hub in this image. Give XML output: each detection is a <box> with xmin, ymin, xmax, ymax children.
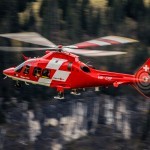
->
<box><xmin>58</xmin><ymin>45</ymin><xmax>63</xmax><ymax>52</ymax></box>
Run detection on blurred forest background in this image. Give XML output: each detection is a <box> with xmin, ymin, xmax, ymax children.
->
<box><xmin>0</xmin><ymin>0</ymin><xmax>150</xmax><ymax>150</ymax></box>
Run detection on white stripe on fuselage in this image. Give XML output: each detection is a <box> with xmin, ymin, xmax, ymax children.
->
<box><xmin>52</xmin><ymin>70</ymin><xmax>71</xmax><ymax>81</ymax></box>
<box><xmin>46</xmin><ymin>58</ymin><xmax>67</xmax><ymax>70</ymax></box>
<box><xmin>6</xmin><ymin>75</ymin><xmax>51</xmax><ymax>87</ymax></box>
<box><xmin>38</xmin><ymin>77</ymin><xmax>52</xmax><ymax>86</ymax></box>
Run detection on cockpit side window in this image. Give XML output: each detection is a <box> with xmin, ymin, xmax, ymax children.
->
<box><xmin>15</xmin><ymin>62</ymin><xmax>25</xmax><ymax>73</ymax></box>
<box><xmin>23</xmin><ymin>65</ymin><xmax>30</xmax><ymax>74</ymax></box>
<box><xmin>80</xmin><ymin>66</ymin><xmax>90</xmax><ymax>73</ymax></box>
<box><xmin>33</xmin><ymin>67</ymin><xmax>42</xmax><ymax>77</ymax></box>
<box><xmin>42</xmin><ymin>69</ymin><xmax>50</xmax><ymax>78</ymax></box>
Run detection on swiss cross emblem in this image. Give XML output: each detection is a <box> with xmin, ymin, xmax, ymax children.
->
<box><xmin>143</xmin><ymin>65</ymin><xmax>149</xmax><ymax>72</ymax></box>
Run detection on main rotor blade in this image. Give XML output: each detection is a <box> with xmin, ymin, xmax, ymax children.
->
<box><xmin>64</xmin><ymin>48</ymin><xmax>127</xmax><ymax>57</ymax></box>
<box><xmin>0</xmin><ymin>46</ymin><xmax>54</xmax><ymax>52</ymax></box>
<box><xmin>0</xmin><ymin>32</ymin><xmax>56</xmax><ymax>47</ymax></box>
<box><xmin>66</xmin><ymin>36</ymin><xmax>138</xmax><ymax>49</ymax></box>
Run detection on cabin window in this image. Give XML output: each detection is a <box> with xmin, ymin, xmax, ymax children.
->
<box><xmin>23</xmin><ymin>65</ymin><xmax>30</xmax><ymax>74</ymax></box>
<box><xmin>33</xmin><ymin>67</ymin><xmax>42</xmax><ymax>77</ymax></box>
<box><xmin>42</xmin><ymin>69</ymin><xmax>50</xmax><ymax>78</ymax></box>
<box><xmin>15</xmin><ymin>62</ymin><xmax>25</xmax><ymax>73</ymax></box>
<box><xmin>80</xmin><ymin>66</ymin><xmax>90</xmax><ymax>73</ymax></box>
<box><xmin>67</xmin><ymin>62</ymin><xmax>72</xmax><ymax>71</ymax></box>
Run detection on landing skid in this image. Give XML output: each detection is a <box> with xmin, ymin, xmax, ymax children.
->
<box><xmin>70</xmin><ymin>91</ymin><xmax>81</xmax><ymax>95</ymax></box>
<box><xmin>54</xmin><ymin>92</ymin><xmax>64</xmax><ymax>100</ymax></box>
<box><xmin>54</xmin><ymin>96</ymin><xmax>65</xmax><ymax>100</ymax></box>
<box><xmin>54</xmin><ymin>89</ymin><xmax>81</xmax><ymax>100</ymax></box>
<box><xmin>70</xmin><ymin>89</ymin><xmax>81</xmax><ymax>96</ymax></box>
<box><xmin>25</xmin><ymin>82</ymin><xmax>29</xmax><ymax>85</ymax></box>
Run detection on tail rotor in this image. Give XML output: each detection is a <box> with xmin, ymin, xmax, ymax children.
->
<box><xmin>133</xmin><ymin>59</ymin><xmax>150</xmax><ymax>98</ymax></box>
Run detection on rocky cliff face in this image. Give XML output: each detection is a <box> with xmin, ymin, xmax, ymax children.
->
<box><xmin>0</xmin><ymin>90</ymin><xmax>149</xmax><ymax>150</ymax></box>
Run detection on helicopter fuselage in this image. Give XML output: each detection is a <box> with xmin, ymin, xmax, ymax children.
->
<box><xmin>3</xmin><ymin>51</ymin><xmax>136</xmax><ymax>91</ymax></box>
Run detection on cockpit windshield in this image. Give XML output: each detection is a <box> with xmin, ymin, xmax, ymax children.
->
<box><xmin>15</xmin><ymin>62</ymin><xmax>25</xmax><ymax>73</ymax></box>
<box><xmin>14</xmin><ymin>59</ymin><xmax>34</xmax><ymax>73</ymax></box>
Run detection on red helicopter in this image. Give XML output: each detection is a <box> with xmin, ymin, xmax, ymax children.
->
<box><xmin>1</xmin><ymin>32</ymin><xmax>150</xmax><ymax>99</ymax></box>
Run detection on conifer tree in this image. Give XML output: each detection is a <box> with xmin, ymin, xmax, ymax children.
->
<box><xmin>92</xmin><ymin>9</ymin><xmax>101</xmax><ymax>36</ymax></box>
<box><xmin>80</xmin><ymin>0</ymin><xmax>90</xmax><ymax>31</ymax></box>
<box><xmin>66</xmin><ymin>1</ymin><xmax>82</xmax><ymax>41</ymax></box>
<box><xmin>40</xmin><ymin>0</ymin><xmax>60</xmax><ymax>39</ymax></box>
<box><xmin>125</xmin><ymin>0</ymin><xmax>145</xmax><ymax>20</ymax></box>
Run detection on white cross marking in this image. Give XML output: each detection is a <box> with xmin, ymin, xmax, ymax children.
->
<box><xmin>38</xmin><ymin>78</ymin><xmax>52</xmax><ymax>86</ymax></box>
<box><xmin>38</xmin><ymin>58</ymin><xmax>71</xmax><ymax>86</ymax></box>
<box><xmin>52</xmin><ymin>70</ymin><xmax>71</xmax><ymax>81</ymax></box>
<box><xmin>46</xmin><ymin>58</ymin><xmax>67</xmax><ymax>70</ymax></box>
<box><xmin>143</xmin><ymin>65</ymin><xmax>149</xmax><ymax>72</ymax></box>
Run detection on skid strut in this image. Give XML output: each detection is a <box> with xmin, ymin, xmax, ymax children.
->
<box><xmin>54</xmin><ymin>86</ymin><xmax>65</xmax><ymax>99</ymax></box>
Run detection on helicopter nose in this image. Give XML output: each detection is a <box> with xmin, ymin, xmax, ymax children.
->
<box><xmin>3</xmin><ymin>67</ymin><xmax>15</xmax><ymax>76</ymax></box>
